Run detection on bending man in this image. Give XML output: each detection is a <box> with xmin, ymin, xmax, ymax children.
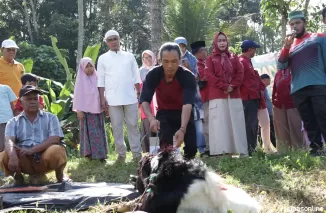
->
<box><xmin>140</xmin><ymin>42</ymin><xmax>197</xmax><ymax>159</ymax></box>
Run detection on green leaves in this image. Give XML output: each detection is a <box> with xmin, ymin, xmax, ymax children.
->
<box><xmin>46</xmin><ymin>80</ymin><xmax>56</xmax><ymax>101</ymax></box>
<box><xmin>23</xmin><ymin>58</ymin><xmax>34</xmax><ymax>73</ymax></box>
<box><xmin>50</xmin><ymin>36</ymin><xmax>73</xmax><ymax>85</ymax></box>
<box><xmin>83</xmin><ymin>43</ymin><xmax>101</xmax><ymax>64</ymax></box>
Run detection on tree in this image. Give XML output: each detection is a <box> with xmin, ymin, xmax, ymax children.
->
<box><xmin>23</xmin><ymin>0</ymin><xmax>34</xmax><ymax>42</ymax></box>
<box><xmin>260</xmin><ymin>0</ymin><xmax>309</xmax><ymax>39</ymax></box>
<box><xmin>77</xmin><ymin>0</ymin><xmax>84</xmax><ymax>66</ymax></box>
<box><xmin>150</xmin><ymin>0</ymin><xmax>163</xmax><ymax>54</ymax></box>
<box><xmin>164</xmin><ymin>0</ymin><xmax>220</xmax><ymax>48</ymax></box>
<box><xmin>29</xmin><ymin>0</ymin><xmax>39</xmax><ymax>38</ymax></box>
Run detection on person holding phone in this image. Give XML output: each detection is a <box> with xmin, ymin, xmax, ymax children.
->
<box><xmin>278</xmin><ymin>10</ymin><xmax>326</xmax><ymax>156</ymax></box>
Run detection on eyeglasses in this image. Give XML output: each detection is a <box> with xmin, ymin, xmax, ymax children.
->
<box><xmin>143</xmin><ymin>56</ymin><xmax>152</xmax><ymax>60</ymax></box>
<box><xmin>106</xmin><ymin>37</ymin><xmax>118</xmax><ymax>42</ymax></box>
<box><xmin>5</xmin><ymin>48</ymin><xmax>17</xmax><ymax>52</ymax></box>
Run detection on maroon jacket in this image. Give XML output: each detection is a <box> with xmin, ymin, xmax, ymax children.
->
<box><xmin>239</xmin><ymin>56</ymin><xmax>265</xmax><ymax>100</ymax></box>
<box><xmin>272</xmin><ymin>68</ymin><xmax>296</xmax><ymax>109</ymax></box>
<box><xmin>206</xmin><ymin>53</ymin><xmax>244</xmax><ymax>100</ymax></box>
<box><xmin>197</xmin><ymin>59</ymin><xmax>209</xmax><ymax>102</ymax></box>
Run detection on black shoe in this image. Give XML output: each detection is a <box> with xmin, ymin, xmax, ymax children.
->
<box><xmin>309</xmin><ymin>149</ymin><xmax>325</xmax><ymax>157</ymax></box>
<box><xmin>200</xmin><ymin>150</ymin><xmax>210</xmax><ymax>158</ymax></box>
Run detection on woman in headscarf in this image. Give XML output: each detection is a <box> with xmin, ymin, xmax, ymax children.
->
<box><xmin>139</xmin><ymin>50</ymin><xmax>157</xmax><ymax>153</ymax></box>
<box><xmin>73</xmin><ymin>57</ymin><xmax>108</xmax><ymax>161</ymax></box>
<box><xmin>206</xmin><ymin>32</ymin><xmax>248</xmax><ymax>156</ymax></box>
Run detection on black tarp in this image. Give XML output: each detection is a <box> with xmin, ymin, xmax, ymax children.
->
<box><xmin>1</xmin><ymin>182</ymin><xmax>140</xmax><ymax>212</ymax></box>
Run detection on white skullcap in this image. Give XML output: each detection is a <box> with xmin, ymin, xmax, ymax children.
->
<box><xmin>103</xmin><ymin>30</ymin><xmax>120</xmax><ymax>41</ymax></box>
<box><xmin>1</xmin><ymin>39</ymin><xmax>19</xmax><ymax>49</ymax></box>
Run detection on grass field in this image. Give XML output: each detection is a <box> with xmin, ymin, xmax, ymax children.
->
<box><xmin>1</xmin><ymin>150</ymin><xmax>326</xmax><ymax>213</ymax></box>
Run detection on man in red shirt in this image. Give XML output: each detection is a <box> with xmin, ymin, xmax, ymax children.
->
<box><xmin>140</xmin><ymin>42</ymin><xmax>197</xmax><ymax>159</ymax></box>
<box><xmin>191</xmin><ymin>40</ymin><xmax>210</xmax><ymax>156</ymax></box>
<box><xmin>239</xmin><ymin>40</ymin><xmax>266</xmax><ymax>155</ymax></box>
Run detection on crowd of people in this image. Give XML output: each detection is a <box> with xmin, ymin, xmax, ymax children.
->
<box><xmin>0</xmin><ymin>9</ymin><xmax>325</xmax><ymax>185</ymax></box>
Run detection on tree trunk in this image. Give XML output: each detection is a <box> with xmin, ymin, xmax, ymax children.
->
<box><xmin>77</xmin><ymin>0</ymin><xmax>84</xmax><ymax>67</ymax></box>
<box><xmin>263</xmin><ymin>32</ymin><xmax>267</xmax><ymax>53</ymax></box>
<box><xmin>150</xmin><ymin>0</ymin><xmax>163</xmax><ymax>55</ymax></box>
<box><xmin>303</xmin><ymin>0</ymin><xmax>310</xmax><ymax>17</ymax></box>
<box><xmin>29</xmin><ymin>0</ymin><xmax>39</xmax><ymax>38</ymax></box>
<box><xmin>281</xmin><ymin>14</ymin><xmax>287</xmax><ymax>39</ymax></box>
<box><xmin>23</xmin><ymin>0</ymin><xmax>34</xmax><ymax>43</ymax></box>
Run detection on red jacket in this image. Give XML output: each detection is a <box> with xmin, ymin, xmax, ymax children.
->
<box><xmin>272</xmin><ymin>68</ymin><xmax>296</xmax><ymax>109</ymax></box>
<box><xmin>197</xmin><ymin>59</ymin><xmax>209</xmax><ymax>102</ymax></box>
<box><xmin>206</xmin><ymin>53</ymin><xmax>244</xmax><ymax>100</ymax></box>
<box><xmin>239</xmin><ymin>55</ymin><xmax>265</xmax><ymax>100</ymax></box>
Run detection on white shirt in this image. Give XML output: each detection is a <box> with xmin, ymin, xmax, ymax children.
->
<box><xmin>97</xmin><ymin>50</ymin><xmax>142</xmax><ymax>106</ymax></box>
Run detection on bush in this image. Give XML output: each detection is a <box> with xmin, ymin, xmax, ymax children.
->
<box><xmin>16</xmin><ymin>42</ymin><xmax>69</xmax><ymax>84</ymax></box>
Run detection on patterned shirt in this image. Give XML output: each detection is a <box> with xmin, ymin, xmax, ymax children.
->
<box><xmin>278</xmin><ymin>33</ymin><xmax>326</xmax><ymax>94</ymax></box>
<box><xmin>5</xmin><ymin>110</ymin><xmax>64</xmax><ymax>148</ymax></box>
<box><xmin>182</xmin><ymin>50</ymin><xmax>198</xmax><ymax>75</ymax></box>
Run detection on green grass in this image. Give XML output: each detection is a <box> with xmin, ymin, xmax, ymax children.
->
<box><xmin>2</xmin><ymin>150</ymin><xmax>326</xmax><ymax>213</ymax></box>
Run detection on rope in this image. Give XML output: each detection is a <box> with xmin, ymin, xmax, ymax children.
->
<box><xmin>132</xmin><ymin>173</ymin><xmax>158</xmax><ymax>212</ymax></box>
<box><xmin>140</xmin><ymin>130</ymin><xmax>160</xmax><ymax>154</ymax></box>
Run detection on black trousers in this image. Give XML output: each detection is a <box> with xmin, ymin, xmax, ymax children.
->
<box><xmin>292</xmin><ymin>85</ymin><xmax>326</xmax><ymax>150</ymax></box>
<box><xmin>156</xmin><ymin>110</ymin><xmax>197</xmax><ymax>159</ymax></box>
<box><xmin>243</xmin><ymin>100</ymin><xmax>259</xmax><ymax>155</ymax></box>
<box><xmin>269</xmin><ymin>115</ymin><xmax>276</xmax><ymax>147</ymax></box>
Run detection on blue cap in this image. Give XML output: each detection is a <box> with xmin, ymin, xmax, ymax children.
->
<box><xmin>174</xmin><ymin>37</ymin><xmax>188</xmax><ymax>46</ymax></box>
<box><xmin>241</xmin><ymin>40</ymin><xmax>261</xmax><ymax>50</ymax></box>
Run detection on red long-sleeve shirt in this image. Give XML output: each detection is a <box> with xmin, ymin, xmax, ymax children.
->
<box><xmin>239</xmin><ymin>55</ymin><xmax>265</xmax><ymax>100</ymax></box>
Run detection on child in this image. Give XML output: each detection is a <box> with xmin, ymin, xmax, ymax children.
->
<box><xmin>72</xmin><ymin>57</ymin><xmax>108</xmax><ymax>161</ymax></box>
<box><xmin>14</xmin><ymin>73</ymin><xmax>45</xmax><ymax>115</ymax></box>
<box><xmin>0</xmin><ymin>84</ymin><xmax>17</xmax><ymax>152</ymax></box>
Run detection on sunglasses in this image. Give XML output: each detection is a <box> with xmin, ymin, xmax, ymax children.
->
<box><xmin>106</xmin><ymin>37</ymin><xmax>119</xmax><ymax>42</ymax></box>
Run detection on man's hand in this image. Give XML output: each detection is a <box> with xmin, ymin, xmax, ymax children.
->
<box><xmin>77</xmin><ymin>111</ymin><xmax>84</xmax><ymax>120</ymax></box>
<box><xmin>137</xmin><ymin>92</ymin><xmax>140</xmax><ymax>103</ymax></box>
<box><xmin>101</xmin><ymin>98</ymin><xmax>108</xmax><ymax>112</ymax></box>
<box><xmin>284</xmin><ymin>32</ymin><xmax>295</xmax><ymax>49</ymax></box>
<box><xmin>19</xmin><ymin>148</ymin><xmax>35</xmax><ymax>156</ymax></box>
<box><xmin>174</xmin><ymin>128</ymin><xmax>185</xmax><ymax>148</ymax></box>
<box><xmin>182</xmin><ymin>60</ymin><xmax>191</xmax><ymax>71</ymax></box>
<box><xmin>8</xmin><ymin>155</ymin><xmax>20</xmax><ymax>172</ymax></box>
<box><xmin>149</xmin><ymin>118</ymin><xmax>160</xmax><ymax>133</ymax></box>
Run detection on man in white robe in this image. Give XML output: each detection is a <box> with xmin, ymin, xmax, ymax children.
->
<box><xmin>97</xmin><ymin>30</ymin><xmax>142</xmax><ymax>161</ymax></box>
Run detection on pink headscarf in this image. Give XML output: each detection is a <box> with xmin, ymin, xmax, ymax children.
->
<box><xmin>72</xmin><ymin>57</ymin><xmax>102</xmax><ymax>114</ymax></box>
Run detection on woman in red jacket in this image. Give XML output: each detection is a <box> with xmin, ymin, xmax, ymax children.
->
<box><xmin>272</xmin><ymin>63</ymin><xmax>304</xmax><ymax>153</ymax></box>
<box><xmin>206</xmin><ymin>32</ymin><xmax>248</xmax><ymax>156</ymax></box>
